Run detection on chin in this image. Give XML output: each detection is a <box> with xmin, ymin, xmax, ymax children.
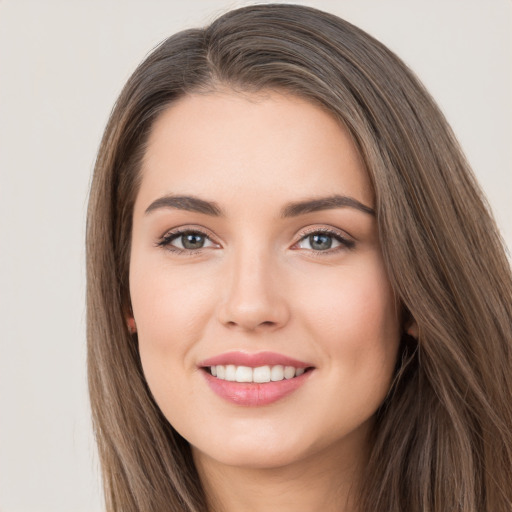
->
<box><xmin>193</xmin><ymin>440</ymin><xmax>310</xmax><ymax>470</ymax></box>
<box><xmin>189</xmin><ymin>419</ymin><xmax>344</xmax><ymax>472</ymax></box>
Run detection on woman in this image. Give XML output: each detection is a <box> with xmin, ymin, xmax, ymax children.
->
<box><xmin>86</xmin><ymin>4</ymin><xmax>512</xmax><ymax>511</ymax></box>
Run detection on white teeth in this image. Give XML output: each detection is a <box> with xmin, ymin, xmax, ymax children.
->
<box><xmin>253</xmin><ymin>366</ymin><xmax>271</xmax><ymax>383</ymax></box>
<box><xmin>235</xmin><ymin>366</ymin><xmax>253</xmax><ymax>382</ymax></box>
<box><xmin>225</xmin><ymin>365</ymin><xmax>236</xmax><ymax>381</ymax></box>
<box><xmin>270</xmin><ymin>365</ymin><xmax>284</xmax><ymax>381</ymax></box>
<box><xmin>210</xmin><ymin>364</ymin><xmax>307</xmax><ymax>382</ymax></box>
<box><xmin>284</xmin><ymin>366</ymin><xmax>296</xmax><ymax>379</ymax></box>
<box><xmin>216</xmin><ymin>365</ymin><xmax>226</xmax><ymax>379</ymax></box>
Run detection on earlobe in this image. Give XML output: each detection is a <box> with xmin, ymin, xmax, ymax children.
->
<box><xmin>402</xmin><ymin>307</ymin><xmax>418</xmax><ymax>339</ymax></box>
<box><xmin>127</xmin><ymin>316</ymin><xmax>137</xmax><ymax>334</ymax></box>
<box><xmin>405</xmin><ymin>319</ymin><xmax>418</xmax><ymax>339</ymax></box>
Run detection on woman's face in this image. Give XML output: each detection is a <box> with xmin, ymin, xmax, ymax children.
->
<box><xmin>129</xmin><ymin>90</ymin><xmax>401</xmax><ymax>471</ymax></box>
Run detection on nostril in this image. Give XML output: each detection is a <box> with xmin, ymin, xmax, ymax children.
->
<box><xmin>224</xmin><ymin>319</ymin><xmax>278</xmax><ymax>331</ymax></box>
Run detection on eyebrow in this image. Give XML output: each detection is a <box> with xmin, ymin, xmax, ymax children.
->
<box><xmin>280</xmin><ymin>195</ymin><xmax>375</xmax><ymax>217</ymax></box>
<box><xmin>145</xmin><ymin>195</ymin><xmax>223</xmax><ymax>216</ymax></box>
<box><xmin>144</xmin><ymin>193</ymin><xmax>375</xmax><ymax>217</ymax></box>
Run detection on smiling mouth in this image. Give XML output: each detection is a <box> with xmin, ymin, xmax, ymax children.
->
<box><xmin>204</xmin><ymin>364</ymin><xmax>313</xmax><ymax>383</ymax></box>
<box><xmin>200</xmin><ymin>354</ymin><xmax>315</xmax><ymax>406</ymax></box>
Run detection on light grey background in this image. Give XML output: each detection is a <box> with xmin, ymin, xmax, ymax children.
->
<box><xmin>0</xmin><ymin>1</ymin><xmax>510</xmax><ymax>510</ymax></box>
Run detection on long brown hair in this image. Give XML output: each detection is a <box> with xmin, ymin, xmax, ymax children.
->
<box><xmin>86</xmin><ymin>4</ymin><xmax>512</xmax><ymax>511</ymax></box>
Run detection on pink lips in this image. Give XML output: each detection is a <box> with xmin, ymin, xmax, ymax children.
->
<box><xmin>198</xmin><ymin>351</ymin><xmax>313</xmax><ymax>407</ymax></box>
<box><xmin>199</xmin><ymin>351</ymin><xmax>311</xmax><ymax>368</ymax></box>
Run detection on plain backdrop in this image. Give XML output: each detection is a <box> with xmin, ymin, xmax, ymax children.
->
<box><xmin>0</xmin><ymin>1</ymin><xmax>510</xmax><ymax>510</ymax></box>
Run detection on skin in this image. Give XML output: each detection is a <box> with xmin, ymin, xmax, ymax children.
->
<box><xmin>129</xmin><ymin>89</ymin><xmax>402</xmax><ymax>511</ymax></box>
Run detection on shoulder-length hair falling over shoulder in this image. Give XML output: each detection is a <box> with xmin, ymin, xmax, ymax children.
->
<box><xmin>86</xmin><ymin>4</ymin><xmax>512</xmax><ymax>511</ymax></box>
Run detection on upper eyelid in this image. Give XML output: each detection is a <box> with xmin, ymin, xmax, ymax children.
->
<box><xmin>295</xmin><ymin>225</ymin><xmax>355</xmax><ymax>242</ymax></box>
<box><xmin>160</xmin><ymin>225</ymin><xmax>218</xmax><ymax>240</ymax></box>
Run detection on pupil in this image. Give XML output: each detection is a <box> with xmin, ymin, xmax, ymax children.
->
<box><xmin>182</xmin><ymin>233</ymin><xmax>204</xmax><ymax>249</ymax></box>
<box><xmin>310</xmin><ymin>233</ymin><xmax>332</xmax><ymax>250</ymax></box>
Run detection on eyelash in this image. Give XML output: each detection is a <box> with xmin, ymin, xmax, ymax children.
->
<box><xmin>156</xmin><ymin>227</ymin><xmax>217</xmax><ymax>255</ymax></box>
<box><xmin>292</xmin><ymin>227</ymin><xmax>355</xmax><ymax>254</ymax></box>
<box><xmin>156</xmin><ymin>226</ymin><xmax>355</xmax><ymax>255</ymax></box>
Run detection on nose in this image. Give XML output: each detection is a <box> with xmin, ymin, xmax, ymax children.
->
<box><xmin>216</xmin><ymin>248</ymin><xmax>290</xmax><ymax>332</ymax></box>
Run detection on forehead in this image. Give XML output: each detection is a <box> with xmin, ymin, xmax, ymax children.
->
<box><xmin>137</xmin><ymin>90</ymin><xmax>373</xmax><ymax>212</ymax></box>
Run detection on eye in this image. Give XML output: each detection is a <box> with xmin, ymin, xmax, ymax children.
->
<box><xmin>294</xmin><ymin>229</ymin><xmax>355</xmax><ymax>252</ymax></box>
<box><xmin>157</xmin><ymin>229</ymin><xmax>219</xmax><ymax>252</ymax></box>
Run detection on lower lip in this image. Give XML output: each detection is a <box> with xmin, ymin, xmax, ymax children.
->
<box><xmin>202</xmin><ymin>370</ymin><xmax>312</xmax><ymax>406</ymax></box>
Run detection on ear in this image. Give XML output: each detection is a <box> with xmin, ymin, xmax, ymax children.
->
<box><xmin>405</xmin><ymin>318</ymin><xmax>418</xmax><ymax>339</ymax></box>
<box><xmin>127</xmin><ymin>316</ymin><xmax>137</xmax><ymax>334</ymax></box>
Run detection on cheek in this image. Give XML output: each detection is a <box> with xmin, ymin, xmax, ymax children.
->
<box><xmin>296</xmin><ymin>261</ymin><xmax>400</xmax><ymax>434</ymax></box>
<box><xmin>299</xmin><ymin>258</ymin><xmax>400</xmax><ymax>369</ymax></box>
<box><xmin>129</xmin><ymin>264</ymin><xmax>215</xmax><ymax>419</ymax></box>
<box><xmin>130</xmin><ymin>262</ymin><xmax>216</xmax><ymax>355</ymax></box>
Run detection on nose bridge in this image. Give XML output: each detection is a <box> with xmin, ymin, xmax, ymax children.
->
<box><xmin>218</xmin><ymin>238</ymin><xmax>289</xmax><ymax>331</ymax></box>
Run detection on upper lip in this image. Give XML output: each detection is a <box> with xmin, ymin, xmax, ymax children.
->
<box><xmin>198</xmin><ymin>351</ymin><xmax>313</xmax><ymax>368</ymax></box>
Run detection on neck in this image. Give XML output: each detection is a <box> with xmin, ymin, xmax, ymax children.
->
<box><xmin>193</xmin><ymin>432</ymin><xmax>368</xmax><ymax>512</ymax></box>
